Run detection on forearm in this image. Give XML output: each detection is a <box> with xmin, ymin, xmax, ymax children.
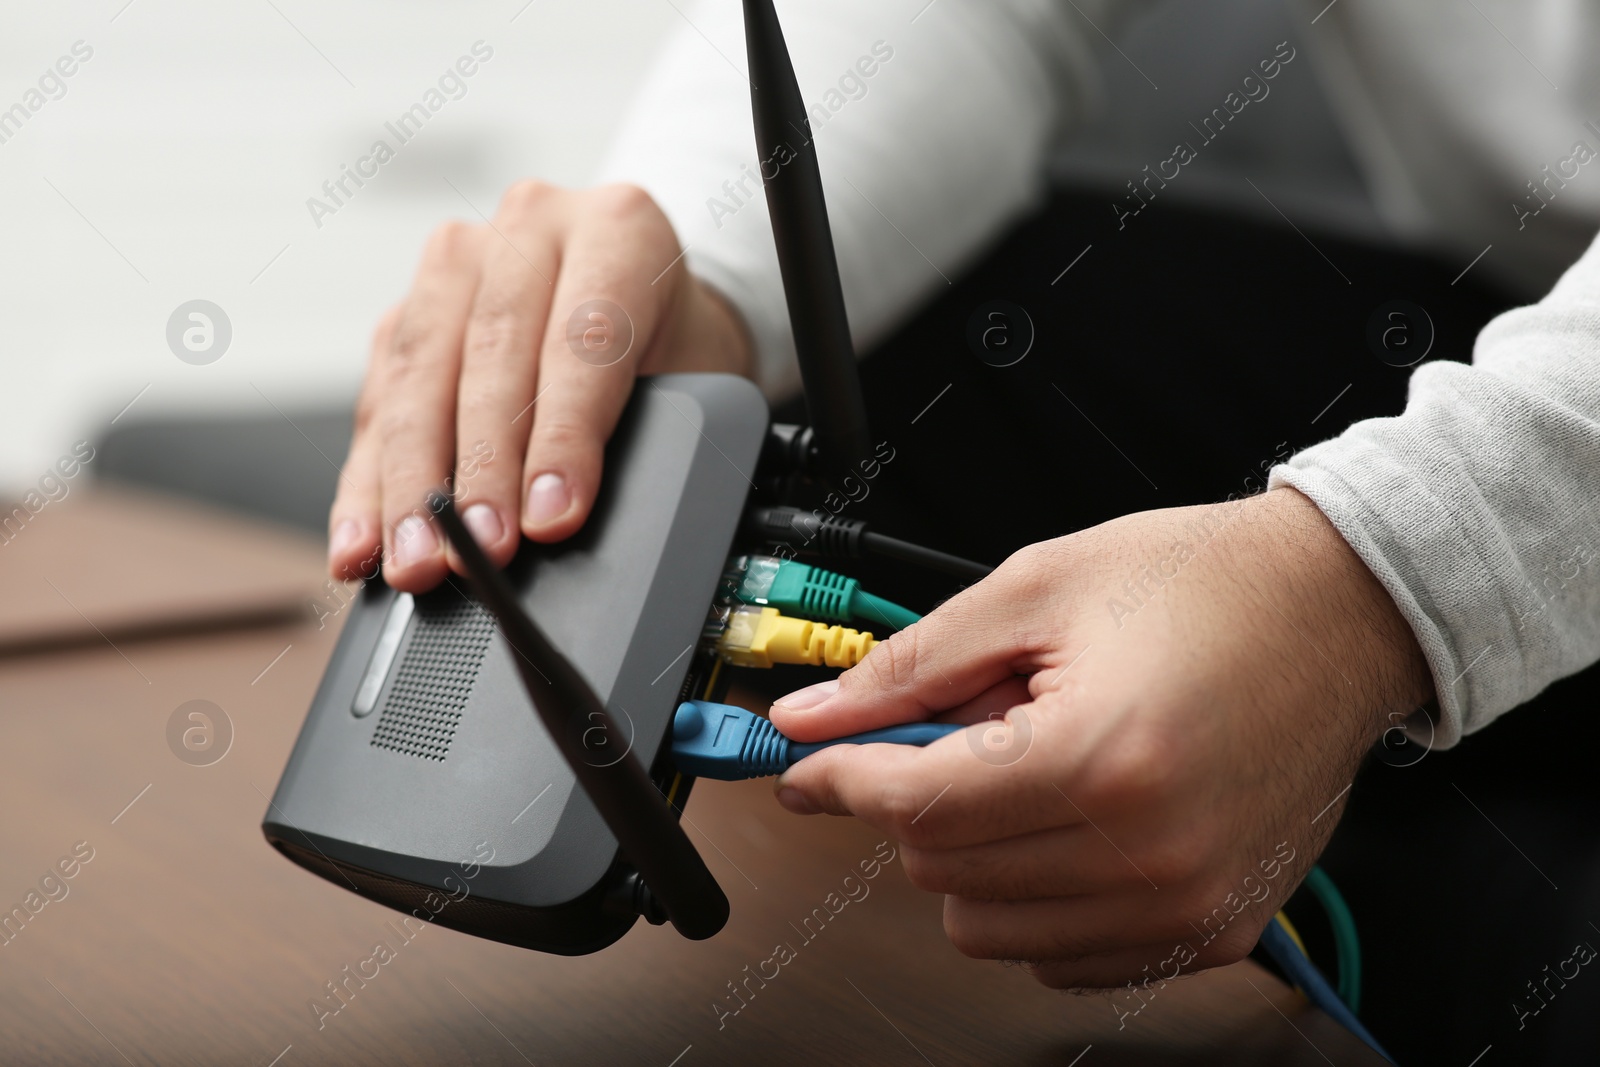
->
<box><xmin>1272</xmin><ymin>234</ymin><xmax>1600</xmax><ymax>745</ymax></box>
<box><xmin>597</xmin><ymin>0</ymin><xmax>1113</xmax><ymax>397</ymax></box>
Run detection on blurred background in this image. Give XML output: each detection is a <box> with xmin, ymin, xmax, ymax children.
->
<box><xmin>2</xmin><ymin>0</ymin><xmax>1377</xmax><ymax>532</ymax></box>
<box><xmin>1</xmin><ymin>0</ymin><xmax>676</xmax><ymax>522</ymax></box>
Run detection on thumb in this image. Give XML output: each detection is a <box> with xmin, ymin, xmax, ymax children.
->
<box><xmin>769</xmin><ymin>567</ymin><xmax>1036</xmax><ymax>743</ymax></box>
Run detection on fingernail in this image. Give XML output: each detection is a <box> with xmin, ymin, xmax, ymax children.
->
<box><xmin>524</xmin><ymin>472</ymin><xmax>570</xmax><ymax>526</ymax></box>
<box><xmin>329</xmin><ymin>519</ymin><xmax>360</xmax><ymax>559</ymax></box>
<box><xmin>776</xmin><ymin>786</ymin><xmax>820</xmax><ymax>815</ymax></box>
<box><xmin>773</xmin><ymin>678</ymin><xmax>839</xmax><ymax>712</ymax></box>
<box><xmin>462</xmin><ymin>503</ymin><xmax>503</xmax><ymax>547</ymax></box>
<box><xmin>392</xmin><ymin>515</ymin><xmax>438</xmax><ymax>569</ymax></box>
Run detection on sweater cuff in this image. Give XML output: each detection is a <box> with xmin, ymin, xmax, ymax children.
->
<box><xmin>685</xmin><ymin>246</ymin><xmax>801</xmax><ymax>401</ymax></box>
<box><xmin>1269</xmin><ymin>443</ymin><xmax>1489</xmax><ymax>750</ymax></box>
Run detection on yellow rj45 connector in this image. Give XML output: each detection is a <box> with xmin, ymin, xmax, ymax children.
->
<box><xmin>713</xmin><ymin>606</ymin><xmax>877</xmax><ymax>669</ymax></box>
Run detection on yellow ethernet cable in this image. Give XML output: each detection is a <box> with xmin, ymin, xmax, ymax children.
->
<box><xmin>712</xmin><ymin>605</ymin><xmax>877</xmax><ymax>668</ymax></box>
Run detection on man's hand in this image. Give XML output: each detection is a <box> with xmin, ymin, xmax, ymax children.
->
<box><xmin>328</xmin><ymin>181</ymin><xmax>752</xmax><ymax>591</ymax></box>
<box><xmin>769</xmin><ymin>487</ymin><xmax>1433</xmax><ymax>989</ymax></box>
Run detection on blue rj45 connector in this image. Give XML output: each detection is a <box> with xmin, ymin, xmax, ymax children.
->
<box><xmin>669</xmin><ymin>700</ymin><xmax>962</xmax><ymax>781</ymax></box>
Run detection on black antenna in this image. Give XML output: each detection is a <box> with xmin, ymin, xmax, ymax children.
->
<box><xmin>744</xmin><ymin>0</ymin><xmax>872</xmax><ymax>480</ymax></box>
<box><xmin>428</xmin><ymin>492</ymin><xmax>729</xmax><ymax>941</ymax></box>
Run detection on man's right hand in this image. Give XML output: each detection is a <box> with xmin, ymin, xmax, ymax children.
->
<box><xmin>327</xmin><ymin>181</ymin><xmax>753</xmax><ymax>592</ymax></box>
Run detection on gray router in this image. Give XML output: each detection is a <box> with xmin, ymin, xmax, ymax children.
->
<box><xmin>263</xmin><ymin>0</ymin><xmax>874</xmax><ymax>954</ymax></box>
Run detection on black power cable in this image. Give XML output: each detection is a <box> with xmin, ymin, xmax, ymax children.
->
<box><xmin>862</xmin><ymin>531</ymin><xmax>992</xmax><ymax>584</ymax></box>
<box><xmin>744</xmin><ymin>505</ymin><xmax>994</xmax><ymax>584</ymax></box>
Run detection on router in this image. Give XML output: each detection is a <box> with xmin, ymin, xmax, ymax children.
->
<box><xmin>264</xmin><ymin>0</ymin><xmax>902</xmax><ymax>954</ymax></box>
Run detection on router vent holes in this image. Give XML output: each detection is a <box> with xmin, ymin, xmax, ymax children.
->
<box><xmin>369</xmin><ymin>589</ymin><xmax>496</xmax><ymax>761</ymax></box>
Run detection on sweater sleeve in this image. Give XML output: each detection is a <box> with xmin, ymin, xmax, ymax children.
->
<box><xmin>595</xmin><ymin>0</ymin><xmax>1111</xmax><ymax>398</ymax></box>
<box><xmin>1271</xmin><ymin>232</ymin><xmax>1600</xmax><ymax>747</ymax></box>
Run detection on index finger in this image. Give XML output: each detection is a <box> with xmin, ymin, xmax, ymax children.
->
<box><xmin>774</xmin><ymin>707</ymin><xmax>1082</xmax><ymax>850</ymax></box>
<box><xmin>770</xmin><ymin>547</ymin><xmax>1059</xmax><ymax>742</ymax></box>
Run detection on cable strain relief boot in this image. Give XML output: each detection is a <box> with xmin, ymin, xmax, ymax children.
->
<box><xmin>744</xmin><ymin>506</ymin><xmax>867</xmax><ymax>559</ymax></box>
<box><xmin>806</xmin><ymin>623</ymin><xmax>877</xmax><ymax>668</ymax></box>
<box><xmin>796</xmin><ymin>567</ymin><xmax>854</xmax><ymax>622</ymax></box>
<box><xmin>738</xmin><ymin>715</ymin><xmax>791</xmax><ymax>777</ymax></box>
<box><xmin>813</xmin><ymin>514</ymin><xmax>867</xmax><ymax>558</ymax></box>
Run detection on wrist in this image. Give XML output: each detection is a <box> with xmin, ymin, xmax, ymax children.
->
<box><xmin>646</xmin><ymin>275</ymin><xmax>755</xmax><ymax>379</ymax></box>
<box><xmin>1239</xmin><ymin>487</ymin><xmax>1436</xmax><ymax>743</ymax></box>
<box><xmin>696</xmin><ymin>279</ymin><xmax>755</xmax><ymax>378</ymax></box>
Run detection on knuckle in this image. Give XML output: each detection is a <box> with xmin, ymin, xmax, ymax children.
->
<box><xmin>463</xmin><ymin>301</ymin><xmax>521</xmax><ymax>362</ymax></box>
<box><xmin>943</xmin><ymin>903</ymin><xmax>1004</xmax><ymax>960</ymax></box>
<box><xmin>873</xmin><ymin>781</ymin><xmax>928</xmax><ymax>843</ymax></box>
<box><xmin>995</xmin><ymin>538</ymin><xmax>1072</xmax><ymax>600</ymax></box>
<box><xmin>1184</xmin><ymin>878</ymin><xmax>1246</xmax><ymax>941</ymax></box>
<box><xmin>898</xmin><ymin>847</ymin><xmax>951</xmax><ymax>895</ymax></box>
<box><xmin>1209</xmin><ymin>924</ymin><xmax>1259</xmax><ymax>966</ymax></box>
<box><xmin>529</xmin><ymin>415</ymin><xmax>600</xmax><ymax>460</ymax></box>
<box><xmin>589</xmin><ymin>182</ymin><xmax>658</xmax><ymax>222</ymax></box>
<box><xmin>1179</xmin><ymin>875</ymin><xmax>1229</xmax><ymax>921</ymax></box>
<box><xmin>377</xmin><ymin>403</ymin><xmax>430</xmax><ymax>454</ymax></box>
<box><xmin>499</xmin><ymin>179</ymin><xmax>558</xmax><ymax>221</ymax></box>
<box><xmin>997</xmin><ymin>540</ymin><xmax>1048</xmax><ymax>580</ymax></box>
<box><xmin>456</xmin><ymin>379</ymin><xmax>509</xmax><ymax>427</ymax></box>
<box><xmin>1142</xmin><ymin>832</ymin><xmax>1209</xmax><ymax>886</ymax></box>
<box><xmin>388</xmin><ymin>317</ymin><xmax>436</xmax><ymax>374</ymax></box>
<box><xmin>1037</xmin><ymin>922</ymin><xmax>1113</xmax><ymax>962</ymax></box>
<box><xmin>1096</xmin><ymin>725</ymin><xmax>1183</xmax><ymax>805</ymax></box>
<box><xmin>352</xmin><ymin>389</ymin><xmax>380</xmax><ymax>437</ymax></box>
<box><xmin>857</xmin><ymin>626</ymin><xmax>921</xmax><ymax>693</ymax></box>
<box><xmin>423</xmin><ymin>219</ymin><xmax>478</xmax><ymax>266</ymax></box>
<box><xmin>1000</xmin><ymin>540</ymin><xmax>1046</xmax><ymax>572</ymax></box>
<box><xmin>369</xmin><ymin>304</ymin><xmax>402</xmax><ymax>351</ymax></box>
<box><xmin>356</xmin><ymin>308</ymin><xmax>405</xmax><ymax>430</ymax></box>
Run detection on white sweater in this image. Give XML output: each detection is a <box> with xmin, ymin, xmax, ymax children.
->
<box><xmin>599</xmin><ymin>0</ymin><xmax>1600</xmax><ymax>746</ymax></box>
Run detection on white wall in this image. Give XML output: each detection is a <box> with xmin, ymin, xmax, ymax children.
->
<box><xmin>0</xmin><ymin>0</ymin><xmax>681</xmax><ymax>490</ymax></box>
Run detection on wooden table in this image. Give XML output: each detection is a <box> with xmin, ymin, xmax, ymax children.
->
<box><xmin>0</xmin><ymin>489</ymin><xmax>1384</xmax><ymax>1065</ymax></box>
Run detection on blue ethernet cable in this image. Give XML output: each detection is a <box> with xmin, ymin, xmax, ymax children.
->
<box><xmin>671</xmin><ymin>704</ymin><xmax>1392</xmax><ymax>1060</ymax></box>
<box><xmin>1258</xmin><ymin>915</ymin><xmax>1394</xmax><ymax>1063</ymax></box>
<box><xmin>669</xmin><ymin>700</ymin><xmax>960</xmax><ymax>780</ymax></box>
